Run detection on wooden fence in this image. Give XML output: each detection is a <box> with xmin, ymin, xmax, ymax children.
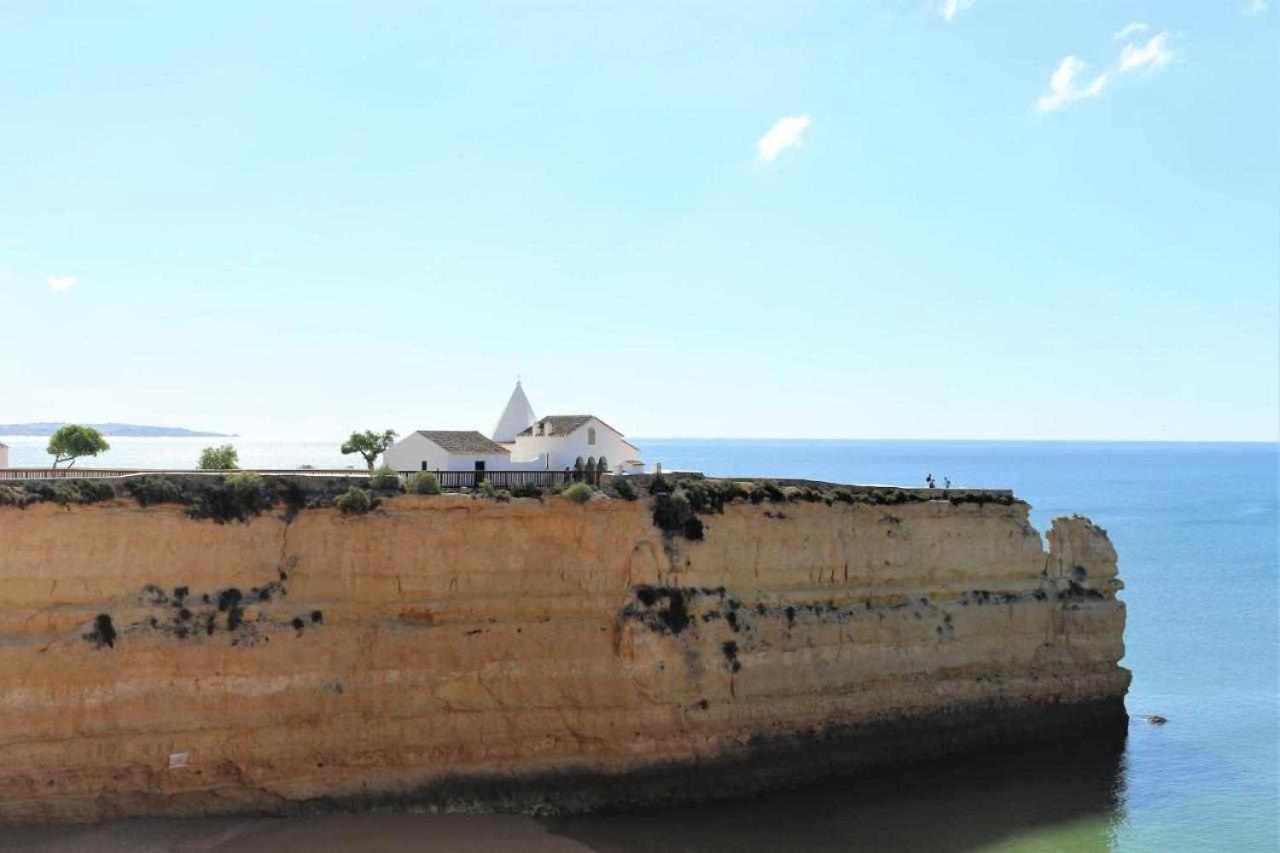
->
<box><xmin>0</xmin><ymin>467</ymin><xmax>588</xmax><ymax>490</ymax></box>
<box><xmin>412</xmin><ymin>469</ymin><xmax>578</xmax><ymax>490</ymax></box>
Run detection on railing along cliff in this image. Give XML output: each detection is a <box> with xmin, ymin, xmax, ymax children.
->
<box><xmin>0</xmin><ymin>468</ymin><xmax>370</xmax><ymax>481</ymax></box>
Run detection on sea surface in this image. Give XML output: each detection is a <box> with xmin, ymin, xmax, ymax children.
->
<box><xmin>2</xmin><ymin>438</ymin><xmax>1276</xmax><ymax>853</ymax></box>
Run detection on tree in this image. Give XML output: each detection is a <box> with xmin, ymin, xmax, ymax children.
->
<box><xmin>47</xmin><ymin>425</ymin><xmax>110</xmax><ymax>469</ymax></box>
<box><xmin>341</xmin><ymin>429</ymin><xmax>397</xmax><ymax>471</ymax></box>
<box><xmin>197</xmin><ymin>444</ymin><xmax>239</xmax><ymax>470</ymax></box>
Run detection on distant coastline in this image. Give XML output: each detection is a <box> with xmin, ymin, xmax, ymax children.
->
<box><xmin>0</xmin><ymin>423</ymin><xmax>234</xmax><ymax>438</ymax></box>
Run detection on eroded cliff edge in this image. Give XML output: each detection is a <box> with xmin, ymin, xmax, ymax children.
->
<box><xmin>0</xmin><ymin>484</ymin><xmax>1129</xmax><ymax>822</ymax></box>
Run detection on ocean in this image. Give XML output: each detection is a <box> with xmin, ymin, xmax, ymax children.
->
<box><xmin>2</xmin><ymin>437</ymin><xmax>1276</xmax><ymax>852</ymax></box>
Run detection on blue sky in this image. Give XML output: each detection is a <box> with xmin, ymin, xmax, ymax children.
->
<box><xmin>1</xmin><ymin>1</ymin><xmax>1276</xmax><ymax>441</ymax></box>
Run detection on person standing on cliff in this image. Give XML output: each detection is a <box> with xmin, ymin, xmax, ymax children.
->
<box><xmin>926</xmin><ymin>473</ymin><xmax>935</xmax><ymax>488</ymax></box>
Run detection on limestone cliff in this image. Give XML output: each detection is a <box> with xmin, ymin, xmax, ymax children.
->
<box><xmin>0</xmin><ymin>487</ymin><xmax>1128</xmax><ymax>823</ymax></box>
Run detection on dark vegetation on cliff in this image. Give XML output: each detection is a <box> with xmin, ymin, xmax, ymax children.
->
<box><xmin>0</xmin><ymin>473</ymin><xmax>1015</xmax><ymax>539</ymax></box>
<box><xmin>642</xmin><ymin>474</ymin><xmax>1016</xmax><ymax>541</ymax></box>
<box><xmin>84</xmin><ymin>569</ymin><xmax>329</xmax><ymax>651</ymax></box>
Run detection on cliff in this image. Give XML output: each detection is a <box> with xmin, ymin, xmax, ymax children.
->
<box><xmin>0</xmin><ymin>483</ymin><xmax>1129</xmax><ymax>823</ymax></box>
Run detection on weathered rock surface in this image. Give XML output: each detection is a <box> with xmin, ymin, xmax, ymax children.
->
<box><xmin>0</xmin><ymin>493</ymin><xmax>1128</xmax><ymax>823</ymax></box>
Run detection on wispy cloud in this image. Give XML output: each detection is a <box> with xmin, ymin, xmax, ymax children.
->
<box><xmin>756</xmin><ymin>115</ymin><xmax>811</xmax><ymax>162</ymax></box>
<box><xmin>1035</xmin><ymin>57</ymin><xmax>1109</xmax><ymax>113</ymax></box>
<box><xmin>942</xmin><ymin>0</ymin><xmax>976</xmax><ymax>21</ymax></box>
<box><xmin>1035</xmin><ymin>27</ymin><xmax>1175</xmax><ymax>113</ymax></box>
<box><xmin>1119</xmin><ymin>33</ymin><xmax>1173</xmax><ymax>73</ymax></box>
<box><xmin>1244</xmin><ymin>0</ymin><xmax>1269</xmax><ymax>15</ymax></box>
<box><xmin>46</xmin><ymin>275</ymin><xmax>77</xmax><ymax>292</ymax></box>
<box><xmin>1113</xmin><ymin>22</ymin><xmax>1148</xmax><ymax>41</ymax></box>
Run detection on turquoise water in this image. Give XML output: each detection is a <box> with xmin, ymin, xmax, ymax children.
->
<box><xmin>557</xmin><ymin>439</ymin><xmax>1277</xmax><ymax>853</ymax></box>
<box><xmin>2</xmin><ymin>438</ymin><xmax>1276</xmax><ymax>851</ymax></box>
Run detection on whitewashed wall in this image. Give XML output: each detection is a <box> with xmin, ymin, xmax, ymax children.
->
<box><xmin>383</xmin><ymin>433</ymin><xmax>511</xmax><ymax>472</ymax></box>
<box><xmin>0</xmin><ymin>445</ymin><xmax>7</xmax><ymax>468</ymax></box>
<box><xmin>508</xmin><ymin>418</ymin><xmax>641</xmax><ymax>471</ymax></box>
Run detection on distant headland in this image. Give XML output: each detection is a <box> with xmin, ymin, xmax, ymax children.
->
<box><xmin>0</xmin><ymin>422</ymin><xmax>234</xmax><ymax>438</ymax></box>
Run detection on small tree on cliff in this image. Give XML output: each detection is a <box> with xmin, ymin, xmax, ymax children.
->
<box><xmin>46</xmin><ymin>425</ymin><xmax>110</xmax><ymax>469</ymax></box>
<box><xmin>197</xmin><ymin>444</ymin><xmax>239</xmax><ymax>470</ymax></box>
<box><xmin>341</xmin><ymin>429</ymin><xmax>397</xmax><ymax>471</ymax></box>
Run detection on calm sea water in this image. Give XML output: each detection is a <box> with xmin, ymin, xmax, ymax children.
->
<box><xmin>2</xmin><ymin>437</ymin><xmax>1276</xmax><ymax>852</ymax></box>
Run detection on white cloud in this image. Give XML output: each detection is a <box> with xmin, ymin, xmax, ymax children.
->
<box><xmin>1035</xmin><ymin>29</ymin><xmax>1175</xmax><ymax>113</ymax></box>
<box><xmin>756</xmin><ymin>115</ymin><xmax>811</xmax><ymax>162</ymax></box>
<box><xmin>942</xmin><ymin>0</ymin><xmax>976</xmax><ymax>21</ymax></box>
<box><xmin>1035</xmin><ymin>56</ymin><xmax>1109</xmax><ymax>113</ymax></box>
<box><xmin>1245</xmin><ymin>0</ymin><xmax>1268</xmax><ymax>15</ymax></box>
<box><xmin>1118</xmin><ymin>33</ymin><xmax>1173</xmax><ymax>73</ymax></box>
<box><xmin>46</xmin><ymin>275</ymin><xmax>77</xmax><ymax>292</ymax></box>
<box><xmin>1113</xmin><ymin>22</ymin><xmax>1149</xmax><ymax>41</ymax></box>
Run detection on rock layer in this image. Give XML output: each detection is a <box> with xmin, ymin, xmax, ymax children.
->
<box><xmin>0</xmin><ymin>492</ymin><xmax>1128</xmax><ymax>823</ymax></box>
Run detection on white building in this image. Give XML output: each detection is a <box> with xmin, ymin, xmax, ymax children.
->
<box><xmin>383</xmin><ymin>382</ymin><xmax>645</xmax><ymax>475</ymax></box>
<box><xmin>492</xmin><ymin>381</ymin><xmax>537</xmax><ymax>444</ymax></box>
<box><xmin>508</xmin><ymin>415</ymin><xmax>643</xmax><ymax>473</ymax></box>
<box><xmin>0</xmin><ymin>441</ymin><xmax>7</xmax><ymax>468</ymax></box>
<box><xmin>383</xmin><ymin>430</ymin><xmax>512</xmax><ymax>473</ymax></box>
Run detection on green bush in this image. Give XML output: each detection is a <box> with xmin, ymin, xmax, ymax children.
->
<box><xmin>562</xmin><ymin>482</ymin><xmax>593</xmax><ymax>504</ymax></box>
<box><xmin>408</xmin><ymin>472</ymin><xmax>441</xmax><ymax>495</ymax></box>
<box><xmin>25</xmin><ymin>479</ymin><xmax>117</xmax><ymax>505</ymax></box>
<box><xmin>648</xmin><ymin>473</ymin><xmax>671</xmax><ymax>495</ymax></box>
<box><xmin>510</xmin><ymin>481</ymin><xmax>542</xmax><ymax>499</ymax></box>
<box><xmin>749</xmin><ymin>481</ymin><xmax>786</xmax><ymax>503</ymax></box>
<box><xmin>369</xmin><ymin>465</ymin><xmax>401</xmax><ymax>491</ymax></box>
<box><xmin>611</xmin><ymin>476</ymin><xmax>637</xmax><ymax>501</ymax></box>
<box><xmin>197</xmin><ymin>444</ymin><xmax>239</xmax><ymax>470</ymax></box>
<box><xmin>652</xmin><ymin>489</ymin><xmax>693</xmax><ymax>534</ymax></box>
<box><xmin>0</xmin><ymin>485</ymin><xmax>34</xmax><ymax>508</ymax></box>
<box><xmin>187</xmin><ymin>472</ymin><xmax>274</xmax><ymax>524</ymax></box>
<box><xmin>336</xmin><ymin>487</ymin><xmax>372</xmax><ymax>515</ymax></box>
<box><xmin>124</xmin><ymin>475</ymin><xmax>186</xmax><ymax>507</ymax></box>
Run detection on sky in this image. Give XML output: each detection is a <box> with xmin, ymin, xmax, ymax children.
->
<box><xmin>1</xmin><ymin>1</ymin><xmax>1276</xmax><ymax>441</ymax></box>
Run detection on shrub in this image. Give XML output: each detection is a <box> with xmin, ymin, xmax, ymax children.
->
<box><xmin>649</xmin><ymin>473</ymin><xmax>671</xmax><ymax>495</ymax></box>
<box><xmin>25</xmin><ymin>479</ymin><xmax>116</xmax><ymax>505</ymax></box>
<box><xmin>510</xmin><ymin>481</ymin><xmax>542</xmax><ymax>499</ymax></box>
<box><xmin>0</xmin><ymin>485</ymin><xmax>27</xmax><ymax>507</ymax></box>
<box><xmin>562</xmin><ymin>482</ymin><xmax>593</xmax><ymax>504</ymax></box>
<box><xmin>124</xmin><ymin>475</ymin><xmax>186</xmax><ymax>507</ymax></box>
<box><xmin>335</xmin><ymin>487</ymin><xmax>372</xmax><ymax>515</ymax></box>
<box><xmin>652</xmin><ymin>489</ymin><xmax>693</xmax><ymax>534</ymax></box>
<box><xmin>478</xmin><ymin>478</ymin><xmax>497</xmax><ymax>498</ymax></box>
<box><xmin>187</xmin><ymin>472</ymin><xmax>274</xmax><ymax>524</ymax></box>
<box><xmin>611</xmin><ymin>476</ymin><xmax>637</xmax><ymax>501</ymax></box>
<box><xmin>408</xmin><ymin>472</ymin><xmax>441</xmax><ymax>495</ymax></box>
<box><xmin>64</xmin><ymin>479</ymin><xmax>115</xmax><ymax>503</ymax></box>
<box><xmin>369</xmin><ymin>464</ymin><xmax>401</xmax><ymax>491</ymax></box>
<box><xmin>197</xmin><ymin>444</ymin><xmax>239</xmax><ymax>470</ymax></box>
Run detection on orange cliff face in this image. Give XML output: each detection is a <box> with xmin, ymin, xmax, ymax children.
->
<box><xmin>0</xmin><ymin>490</ymin><xmax>1129</xmax><ymax>823</ymax></box>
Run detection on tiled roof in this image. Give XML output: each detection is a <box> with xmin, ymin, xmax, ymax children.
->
<box><xmin>518</xmin><ymin>415</ymin><xmax>593</xmax><ymax>437</ymax></box>
<box><xmin>416</xmin><ymin>430</ymin><xmax>509</xmax><ymax>454</ymax></box>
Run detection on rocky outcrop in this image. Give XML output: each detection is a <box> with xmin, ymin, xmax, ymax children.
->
<box><xmin>0</xmin><ymin>489</ymin><xmax>1128</xmax><ymax>823</ymax></box>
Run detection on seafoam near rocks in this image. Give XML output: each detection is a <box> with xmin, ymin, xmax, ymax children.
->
<box><xmin>0</xmin><ymin>489</ymin><xmax>1128</xmax><ymax>822</ymax></box>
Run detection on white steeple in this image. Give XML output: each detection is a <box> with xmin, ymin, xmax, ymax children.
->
<box><xmin>492</xmin><ymin>379</ymin><xmax>537</xmax><ymax>443</ymax></box>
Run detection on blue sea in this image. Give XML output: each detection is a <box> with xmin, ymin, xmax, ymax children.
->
<box><xmin>2</xmin><ymin>437</ymin><xmax>1276</xmax><ymax>852</ymax></box>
